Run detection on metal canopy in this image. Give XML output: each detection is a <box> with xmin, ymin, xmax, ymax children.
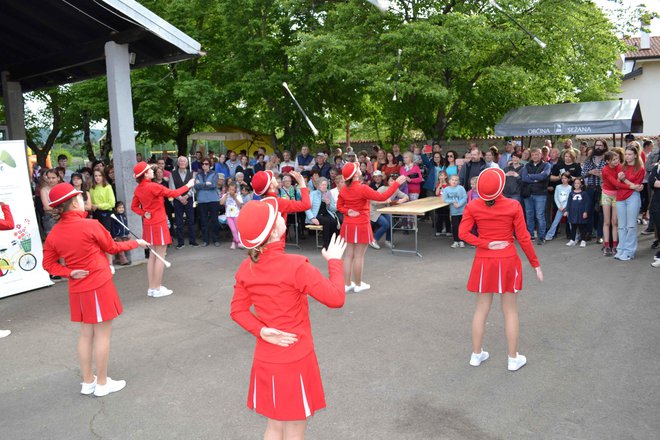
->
<box><xmin>0</xmin><ymin>0</ymin><xmax>202</xmax><ymax>95</ymax></box>
<box><xmin>494</xmin><ymin>99</ymin><xmax>643</xmax><ymax>137</ymax></box>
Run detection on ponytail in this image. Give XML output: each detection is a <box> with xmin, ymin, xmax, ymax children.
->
<box><xmin>248</xmin><ymin>245</ymin><xmax>265</xmax><ymax>264</ymax></box>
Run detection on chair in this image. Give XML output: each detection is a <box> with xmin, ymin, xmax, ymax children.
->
<box><xmin>305</xmin><ymin>224</ymin><xmax>324</xmax><ymax>249</ymax></box>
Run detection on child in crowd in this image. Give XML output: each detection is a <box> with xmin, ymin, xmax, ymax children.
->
<box><xmin>467</xmin><ymin>176</ymin><xmax>480</xmax><ymax>203</ymax></box>
<box><xmin>221</xmin><ymin>182</ymin><xmax>244</xmax><ymax>249</ymax></box>
<box><xmin>434</xmin><ymin>170</ymin><xmax>451</xmax><ymax>237</ymax></box>
<box><xmin>600</xmin><ymin>150</ymin><xmax>621</xmax><ymax>256</ymax></box>
<box><xmin>111</xmin><ymin>201</ymin><xmax>131</xmax><ymax>266</ymax></box>
<box><xmin>240</xmin><ymin>184</ymin><xmax>254</xmax><ymax>203</ymax></box>
<box><xmin>443</xmin><ymin>174</ymin><xmax>468</xmax><ymax>248</ymax></box>
<box><xmin>565</xmin><ymin>177</ymin><xmax>592</xmax><ymax>248</ymax></box>
<box><xmin>545</xmin><ymin>172</ymin><xmax>572</xmax><ymax>241</ymax></box>
<box><xmin>359</xmin><ymin>162</ymin><xmax>371</xmax><ymax>186</ymax></box>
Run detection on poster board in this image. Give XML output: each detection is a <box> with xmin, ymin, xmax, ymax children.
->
<box><xmin>0</xmin><ymin>140</ymin><xmax>52</xmax><ymax>298</ymax></box>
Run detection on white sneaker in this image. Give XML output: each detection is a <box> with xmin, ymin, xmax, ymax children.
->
<box><xmin>369</xmin><ymin>241</ymin><xmax>381</xmax><ymax>250</ymax></box>
<box><xmin>81</xmin><ymin>376</ymin><xmax>97</xmax><ymax>395</ymax></box>
<box><xmin>230</xmin><ymin>242</ymin><xmax>236</xmax><ymax>250</ymax></box>
<box><xmin>451</xmin><ymin>241</ymin><xmax>460</xmax><ymax>248</ymax></box>
<box><xmin>566</xmin><ymin>240</ymin><xmax>576</xmax><ymax>246</ymax></box>
<box><xmin>384</xmin><ymin>241</ymin><xmax>393</xmax><ymax>249</ymax></box>
<box><xmin>109</xmin><ymin>265</ymin><xmax>115</xmax><ymax>275</ymax></box>
<box><xmin>507</xmin><ymin>353</ymin><xmax>527</xmax><ymax>371</ymax></box>
<box><xmin>353</xmin><ymin>282</ymin><xmax>371</xmax><ymax>293</ymax></box>
<box><xmin>469</xmin><ymin>350</ymin><xmax>489</xmax><ymax>366</ymax></box>
<box><xmin>147</xmin><ymin>289</ymin><xmax>156</xmax><ymax>297</ymax></box>
<box><xmin>579</xmin><ymin>240</ymin><xmax>586</xmax><ymax>248</ymax></box>
<box><xmin>345</xmin><ymin>282</ymin><xmax>356</xmax><ymax>293</ymax></box>
<box><xmin>0</xmin><ymin>329</ymin><xmax>11</xmax><ymax>338</ymax></box>
<box><xmin>151</xmin><ymin>286</ymin><xmax>173</xmax><ymax>298</ymax></box>
<box><xmin>652</xmin><ymin>259</ymin><xmax>660</xmax><ymax>268</ymax></box>
<box><xmin>93</xmin><ymin>378</ymin><xmax>126</xmax><ymax>397</ymax></box>
<box><xmin>459</xmin><ymin>241</ymin><xmax>465</xmax><ymax>248</ymax></box>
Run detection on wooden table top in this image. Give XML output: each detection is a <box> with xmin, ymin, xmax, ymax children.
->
<box><xmin>377</xmin><ymin>197</ymin><xmax>449</xmax><ymax>215</ymax></box>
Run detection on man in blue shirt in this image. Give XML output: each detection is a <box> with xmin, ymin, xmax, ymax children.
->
<box><xmin>521</xmin><ymin>148</ymin><xmax>552</xmax><ymax>245</ymax></box>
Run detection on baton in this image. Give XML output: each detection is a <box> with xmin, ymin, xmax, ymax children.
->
<box><xmin>110</xmin><ymin>214</ymin><xmax>172</xmax><ymax>268</ymax></box>
<box><xmin>282</xmin><ymin>82</ymin><xmax>319</xmax><ymax>136</ymax></box>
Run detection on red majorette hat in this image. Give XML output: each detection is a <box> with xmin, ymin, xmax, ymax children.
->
<box><xmin>251</xmin><ymin>170</ymin><xmax>275</xmax><ymax>196</ymax></box>
<box><xmin>476</xmin><ymin>167</ymin><xmax>506</xmax><ymax>201</ymax></box>
<box><xmin>133</xmin><ymin>161</ymin><xmax>151</xmax><ymax>179</ymax></box>
<box><xmin>342</xmin><ymin>162</ymin><xmax>358</xmax><ymax>181</ymax></box>
<box><xmin>237</xmin><ymin>197</ymin><xmax>280</xmax><ymax>249</ymax></box>
<box><xmin>48</xmin><ymin>183</ymin><xmax>83</xmax><ymax>207</ymax></box>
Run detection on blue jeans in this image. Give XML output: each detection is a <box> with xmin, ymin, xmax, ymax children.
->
<box><xmin>545</xmin><ymin>209</ymin><xmax>565</xmax><ymax>240</ymax></box>
<box><xmin>374</xmin><ymin>214</ymin><xmax>392</xmax><ymax>242</ymax></box>
<box><xmin>615</xmin><ymin>192</ymin><xmax>641</xmax><ymax>259</ymax></box>
<box><xmin>524</xmin><ymin>195</ymin><xmax>547</xmax><ymax>239</ymax></box>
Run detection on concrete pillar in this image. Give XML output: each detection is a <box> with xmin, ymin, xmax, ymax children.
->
<box><xmin>1</xmin><ymin>71</ymin><xmax>27</xmax><ymax>143</ymax></box>
<box><xmin>104</xmin><ymin>41</ymin><xmax>143</xmax><ymax>262</ymax></box>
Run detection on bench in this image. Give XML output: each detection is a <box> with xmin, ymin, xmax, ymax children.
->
<box><xmin>305</xmin><ymin>224</ymin><xmax>323</xmax><ymax>249</ymax></box>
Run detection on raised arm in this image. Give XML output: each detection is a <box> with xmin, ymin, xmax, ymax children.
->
<box><xmin>360</xmin><ymin>181</ymin><xmax>401</xmax><ymax>202</ymax></box>
<box><xmin>295</xmin><ymin>259</ymin><xmax>345</xmax><ymax>308</ymax></box>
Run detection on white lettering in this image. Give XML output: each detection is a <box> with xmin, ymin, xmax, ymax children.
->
<box><xmin>567</xmin><ymin>126</ymin><xmax>592</xmax><ymax>134</ymax></box>
<box><xmin>527</xmin><ymin>128</ymin><xmax>551</xmax><ymax>135</ymax></box>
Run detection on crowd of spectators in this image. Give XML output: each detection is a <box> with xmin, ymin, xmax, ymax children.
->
<box><xmin>31</xmin><ymin>136</ymin><xmax>660</xmax><ymax>266</ymax></box>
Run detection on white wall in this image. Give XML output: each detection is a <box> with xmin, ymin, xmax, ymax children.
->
<box><xmin>619</xmin><ymin>60</ymin><xmax>660</xmax><ymax>136</ymax></box>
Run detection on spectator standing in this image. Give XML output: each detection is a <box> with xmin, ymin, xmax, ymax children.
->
<box><xmin>445</xmin><ymin>150</ymin><xmax>459</xmax><ymax>177</ymax></box>
<box><xmin>57</xmin><ymin>154</ymin><xmax>73</xmax><ymax>182</ymax></box>
<box><xmin>545</xmin><ymin>173</ymin><xmax>572</xmax><ymax>241</ymax></box>
<box><xmin>215</xmin><ymin>153</ymin><xmax>230</xmax><ymax>177</ymax></box>
<box><xmin>111</xmin><ymin>201</ymin><xmax>131</xmax><ymax>265</ymax></box>
<box><xmin>226</xmin><ymin>151</ymin><xmax>240</xmax><ymax>178</ymax></box>
<box><xmin>236</xmin><ymin>155</ymin><xmax>254</xmax><ymax>186</ymax></box>
<box><xmin>89</xmin><ymin>169</ymin><xmax>115</xmax><ymax>233</ymax></box>
<box><xmin>502</xmin><ymin>152</ymin><xmax>524</xmax><ymax>203</ymax></box>
<box><xmin>458</xmin><ymin>146</ymin><xmax>486</xmax><ymax>191</ymax></box>
<box><xmin>40</xmin><ymin>169</ymin><xmax>61</xmax><ymax>236</ymax></box>
<box><xmin>70</xmin><ymin>172</ymin><xmax>92</xmax><ymax>214</ymax></box>
<box><xmin>370</xmin><ymin>174</ymin><xmax>409</xmax><ymax>249</ymax></box>
<box><xmin>612</xmin><ymin>145</ymin><xmax>645</xmax><ymax>261</ymax></box>
<box><xmin>647</xmin><ymin>162</ymin><xmax>660</xmax><ymax>267</ymax></box>
<box><xmin>581</xmin><ymin>140</ymin><xmax>608</xmax><ymax>242</ymax></box>
<box><xmin>498</xmin><ymin>141</ymin><xmax>515</xmax><ymax>169</ymax></box>
<box><xmin>279</xmin><ymin>150</ymin><xmax>297</xmax><ymax>174</ymax></box>
<box><xmin>195</xmin><ymin>159</ymin><xmax>221</xmax><ymax>247</ymax></box>
<box><xmin>221</xmin><ymin>182</ymin><xmax>244</xmax><ymax>249</ymax></box>
<box><xmin>600</xmin><ymin>150</ymin><xmax>622</xmax><ymax>255</ymax></box>
<box><xmin>565</xmin><ymin>177</ymin><xmax>591</xmax><ymax>248</ymax></box>
<box><xmin>421</xmin><ymin>151</ymin><xmax>445</xmax><ymax>198</ymax></box>
<box><xmin>521</xmin><ymin>148</ymin><xmax>552</xmax><ymax>244</ymax></box>
<box><xmin>191</xmin><ymin>150</ymin><xmax>203</xmax><ymax>172</ymax></box>
<box><xmin>443</xmin><ymin>174</ymin><xmax>468</xmax><ymax>248</ymax></box>
<box><xmin>434</xmin><ymin>170</ymin><xmax>452</xmax><ymax>236</ymax></box>
<box><xmin>295</xmin><ymin>145</ymin><xmax>315</xmax><ymax>173</ymax></box>
<box><xmin>170</xmin><ymin>156</ymin><xmax>199</xmax><ymax>249</ymax></box>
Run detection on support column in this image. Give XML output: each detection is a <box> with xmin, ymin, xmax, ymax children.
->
<box><xmin>1</xmin><ymin>71</ymin><xmax>27</xmax><ymax>143</ymax></box>
<box><xmin>105</xmin><ymin>41</ymin><xmax>143</xmax><ymax>262</ymax></box>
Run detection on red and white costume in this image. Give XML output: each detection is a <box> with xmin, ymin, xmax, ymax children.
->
<box><xmin>230</xmin><ymin>198</ymin><xmax>344</xmax><ymax>420</ymax></box>
<box><xmin>43</xmin><ymin>184</ymin><xmax>139</xmax><ymax>323</ymax></box>
<box><xmin>0</xmin><ymin>204</ymin><xmax>14</xmax><ymax>230</ymax></box>
<box><xmin>131</xmin><ymin>162</ymin><xmax>190</xmax><ymax>246</ymax></box>
<box><xmin>459</xmin><ymin>168</ymin><xmax>539</xmax><ymax>293</ymax></box>
<box><xmin>337</xmin><ymin>163</ymin><xmax>401</xmax><ymax>243</ymax></box>
<box><xmin>252</xmin><ymin>170</ymin><xmax>312</xmax><ymax>219</ymax></box>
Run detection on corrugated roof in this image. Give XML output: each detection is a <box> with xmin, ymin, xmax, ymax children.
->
<box><xmin>623</xmin><ymin>36</ymin><xmax>660</xmax><ymax>60</ymax></box>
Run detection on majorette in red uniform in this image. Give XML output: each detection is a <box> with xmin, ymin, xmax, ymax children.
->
<box><xmin>131</xmin><ymin>161</ymin><xmax>192</xmax><ymax>246</ymax></box>
<box><xmin>230</xmin><ymin>197</ymin><xmax>345</xmax><ymax>427</ymax></box>
<box><xmin>335</xmin><ymin>162</ymin><xmax>406</xmax><ymax>293</ymax></box>
<box><xmin>0</xmin><ymin>202</ymin><xmax>14</xmax><ymax>230</ymax></box>
<box><xmin>43</xmin><ymin>183</ymin><xmax>146</xmax><ymax>396</ymax></box>
<box><xmin>336</xmin><ymin>162</ymin><xmax>402</xmax><ymax>244</ymax></box>
<box><xmin>251</xmin><ymin>169</ymin><xmax>311</xmax><ymax>224</ymax></box>
<box><xmin>43</xmin><ymin>184</ymin><xmax>141</xmax><ymax>323</ymax></box>
<box><xmin>458</xmin><ymin>168</ymin><xmax>543</xmax><ymax>371</ymax></box>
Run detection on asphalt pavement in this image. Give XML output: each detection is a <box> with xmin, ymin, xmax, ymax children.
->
<box><xmin>0</xmin><ymin>222</ymin><xmax>658</xmax><ymax>440</ymax></box>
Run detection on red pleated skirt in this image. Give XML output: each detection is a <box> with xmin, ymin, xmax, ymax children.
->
<box><xmin>142</xmin><ymin>220</ymin><xmax>171</xmax><ymax>246</ymax></box>
<box><xmin>340</xmin><ymin>221</ymin><xmax>373</xmax><ymax>244</ymax></box>
<box><xmin>247</xmin><ymin>351</ymin><xmax>326</xmax><ymax>421</ymax></box>
<box><xmin>69</xmin><ymin>279</ymin><xmax>123</xmax><ymax>324</ymax></box>
<box><xmin>466</xmin><ymin>254</ymin><xmax>523</xmax><ymax>294</ymax></box>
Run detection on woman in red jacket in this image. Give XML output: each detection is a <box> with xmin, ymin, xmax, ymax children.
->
<box><xmin>131</xmin><ymin>162</ymin><xmax>194</xmax><ymax>297</ymax></box>
<box><xmin>337</xmin><ymin>162</ymin><xmax>406</xmax><ymax>293</ymax></box>
<box><xmin>231</xmin><ymin>198</ymin><xmax>346</xmax><ymax>439</ymax></box>
<box><xmin>612</xmin><ymin>144</ymin><xmax>645</xmax><ymax>261</ymax></box>
<box><xmin>43</xmin><ymin>183</ymin><xmax>147</xmax><ymax>396</ymax></box>
<box><xmin>459</xmin><ymin>168</ymin><xmax>543</xmax><ymax>372</ymax></box>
